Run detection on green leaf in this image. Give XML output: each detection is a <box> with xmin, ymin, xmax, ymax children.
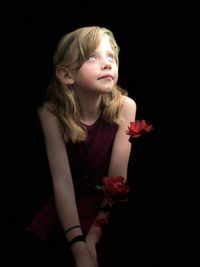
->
<box><xmin>95</xmin><ymin>185</ymin><xmax>103</xmax><ymax>190</ymax></box>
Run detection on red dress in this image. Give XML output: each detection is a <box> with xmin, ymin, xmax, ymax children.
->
<box><xmin>25</xmin><ymin>116</ymin><xmax>118</xmax><ymax>241</ymax></box>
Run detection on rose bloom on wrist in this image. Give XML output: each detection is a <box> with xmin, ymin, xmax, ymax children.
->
<box><xmin>101</xmin><ymin>176</ymin><xmax>130</xmax><ymax>205</ymax></box>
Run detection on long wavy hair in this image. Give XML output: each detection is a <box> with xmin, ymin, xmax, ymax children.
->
<box><xmin>46</xmin><ymin>26</ymin><xmax>127</xmax><ymax>143</ymax></box>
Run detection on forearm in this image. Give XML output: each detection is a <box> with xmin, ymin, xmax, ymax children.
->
<box><xmin>87</xmin><ymin>196</ymin><xmax>111</xmax><ymax>243</ymax></box>
<box><xmin>53</xmin><ymin>180</ymin><xmax>92</xmax><ymax>264</ymax></box>
<box><xmin>53</xmin><ymin>180</ymin><xmax>82</xmax><ymax>236</ymax></box>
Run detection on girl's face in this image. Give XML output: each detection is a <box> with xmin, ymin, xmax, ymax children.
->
<box><xmin>73</xmin><ymin>34</ymin><xmax>118</xmax><ymax>94</ymax></box>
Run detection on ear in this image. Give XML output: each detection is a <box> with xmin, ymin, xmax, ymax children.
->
<box><xmin>56</xmin><ymin>66</ymin><xmax>75</xmax><ymax>85</ymax></box>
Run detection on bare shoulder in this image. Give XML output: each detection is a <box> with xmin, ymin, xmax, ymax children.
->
<box><xmin>120</xmin><ymin>95</ymin><xmax>137</xmax><ymax>118</ymax></box>
<box><xmin>37</xmin><ymin>103</ymin><xmax>60</xmax><ymax>134</ymax></box>
<box><xmin>37</xmin><ymin>103</ymin><xmax>56</xmax><ymax>123</ymax></box>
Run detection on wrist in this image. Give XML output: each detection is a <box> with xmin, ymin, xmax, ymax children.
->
<box><xmin>87</xmin><ymin>224</ymin><xmax>102</xmax><ymax>243</ymax></box>
<box><xmin>68</xmin><ymin>235</ymin><xmax>86</xmax><ymax>247</ymax></box>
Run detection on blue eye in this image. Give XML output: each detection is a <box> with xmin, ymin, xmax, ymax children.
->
<box><xmin>107</xmin><ymin>54</ymin><xmax>114</xmax><ymax>62</ymax></box>
<box><xmin>88</xmin><ymin>55</ymin><xmax>96</xmax><ymax>61</ymax></box>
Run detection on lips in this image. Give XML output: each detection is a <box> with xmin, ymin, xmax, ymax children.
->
<box><xmin>98</xmin><ymin>74</ymin><xmax>113</xmax><ymax>80</ymax></box>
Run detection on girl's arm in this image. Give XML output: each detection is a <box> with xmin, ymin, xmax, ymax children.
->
<box><xmin>86</xmin><ymin>95</ymin><xmax>136</xmax><ymax>244</ymax></box>
<box><xmin>108</xmin><ymin>95</ymin><xmax>136</xmax><ymax>181</ymax></box>
<box><xmin>38</xmin><ymin>106</ymin><xmax>96</xmax><ymax>267</ymax></box>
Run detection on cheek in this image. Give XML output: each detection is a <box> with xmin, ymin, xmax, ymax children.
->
<box><xmin>114</xmin><ymin>69</ymin><xmax>119</xmax><ymax>83</ymax></box>
<box><xmin>75</xmin><ymin>69</ymin><xmax>93</xmax><ymax>86</ymax></box>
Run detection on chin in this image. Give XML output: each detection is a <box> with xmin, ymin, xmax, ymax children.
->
<box><xmin>101</xmin><ymin>86</ymin><xmax>113</xmax><ymax>93</ymax></box>
<box><xmin>91</xmin><ymin>85</ymin><xmax>114</xmax><ymax>94</ymax></box>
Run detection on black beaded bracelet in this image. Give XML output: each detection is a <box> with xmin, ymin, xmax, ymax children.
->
<box><xmin>64</xmin><ymin>225</ymin><xmax>82</xmax><ymax>235</ymax></box>
<box><xmin>68</xmin><ymin>235</ymin><xmax>86</xmax><ymax>247</ymax></box>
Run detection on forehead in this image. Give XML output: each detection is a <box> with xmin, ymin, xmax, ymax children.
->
<box><xmin>95</xmin><ymin>34</ymin><xmax>113</xmax><ymax>52</ymax></box>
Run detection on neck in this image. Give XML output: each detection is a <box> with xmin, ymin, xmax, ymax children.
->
<box><xmin>77</xmin><ymin>91</ymin><xmax>103</xmax><ymax>125</ymax></box>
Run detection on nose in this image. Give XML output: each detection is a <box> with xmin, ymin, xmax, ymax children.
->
<box><xmin>103</xmin><ymin>63</ymin><xmax>111</xmax><ymax>70</ymax></box>
<box><xmin>101</xmin><ymin>58</ymin><xmax>112</xmax><ymax>70</ymax></box>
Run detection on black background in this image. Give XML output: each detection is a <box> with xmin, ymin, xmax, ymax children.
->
<box><xmin>4</xmin><ymin>2</ymin><xmax>195</xmax><ymax>266</ymax></box>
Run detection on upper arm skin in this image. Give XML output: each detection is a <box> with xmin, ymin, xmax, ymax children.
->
<box><xmin>108</xmin><ymin>96</ymin><xmax>137</xmax><ymax>181</ymax></box>
<box><xmin>38</xmin><ymin>106</ymin><xmax>73</xmax><ymax>186</ymax></box>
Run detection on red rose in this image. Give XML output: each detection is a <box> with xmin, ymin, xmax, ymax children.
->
<box><xmin>126</xmin><ymin>119</ymin><xmax>153</xmax><ymax>143</ymax></box>
<box><xmin>102</xmin><ymin>176</ymin><xmax>130</xmax><ymax>205</ymax></box>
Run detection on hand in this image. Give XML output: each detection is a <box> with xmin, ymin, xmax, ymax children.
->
<box><xmin>71</xmin><ymin>241</ymin><xmax>98</xmax><ymax>267</ymax></box>
<box><xmin>85</xmin><ymin>224</ymin><xmax>102</xmax><ymax>266</ymax></box>
<box><xmin>75</xmin><ymin>255</ymin><xmax>98</xmax><ymax>267</ymax></box>
<box><xmin>86</xmin><ymin>236</ymin><xmax>98</xmax><ymax>266</ymax></box>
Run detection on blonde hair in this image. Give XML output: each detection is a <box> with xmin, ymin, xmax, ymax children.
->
<box><xmin>46</xmin><ymin>26</ymin><xmax>127</xmax><ymax>143</ymax></box>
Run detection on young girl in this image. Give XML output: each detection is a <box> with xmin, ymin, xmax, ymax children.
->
<box><xmin>15</xmin><ymin>26</ymin><xmax>136</xmax><ymax>267</ymax></box>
